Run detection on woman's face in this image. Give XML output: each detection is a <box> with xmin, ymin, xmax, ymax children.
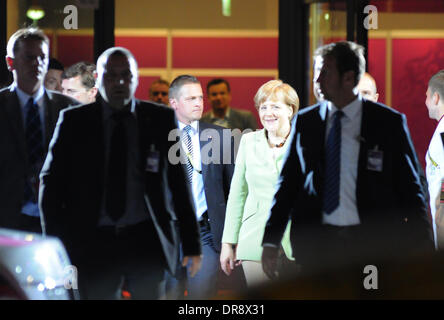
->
<box><xmin>258</xmin><ymin>99</ymin><xmax>293</xmax><ymax>134</ymax></box>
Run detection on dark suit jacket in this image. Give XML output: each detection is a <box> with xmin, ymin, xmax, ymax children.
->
<box><xmin>0</xmin><ymin>85</ymin><xmax>77</xmax><ymax>229</ymax></box>
<box><xmin>201</xmin><ymin>107</ymin><xmax>258</xmax><ymax>131</ymax></box>
<box><xmin>39</xmin><ymin>99</ymin><xmax>201</xmax><ymax>274</ymax></box>
<box><xmin>196</xmin><ymin>121</ymin><xmax>235</xmax><ymax>251</ymax></box>
<box><xmin>262</xmin><ymin>99</ymin><xmax>434</xmax><ymax>264</ymax></box>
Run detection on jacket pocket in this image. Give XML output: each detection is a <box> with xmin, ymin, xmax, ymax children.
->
<box><xmin>242</xmin><ymin>199</ymin><xmax>258</xmax><ymax>223</ymax></box>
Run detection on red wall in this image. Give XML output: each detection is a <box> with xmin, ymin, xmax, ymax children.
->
<box><xmin>50</xmin><ymin>30</ymin><xmax>444</xmax><ymax>167</ymax></box>
<box><xmin>391</xmin><ymin>38</ymin><xmax>444</xmax><ymax>167</ymax></box>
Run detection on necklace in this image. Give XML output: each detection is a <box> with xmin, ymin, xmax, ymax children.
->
<box><xmin>266</xmin><ymin>130</ymin><xmax>290</xmax><ymax>148</ymax></box>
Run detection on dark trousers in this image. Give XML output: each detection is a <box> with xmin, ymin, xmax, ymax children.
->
<box><xmin>297</xmin><ymin>224</ymin><xmax>368</xmax><ymax>276</ymax></box>
<box><xmin>77</xmin><ymin>220</ymin><xmax>165</xmax><ymax>300</ymax></box>
<box><xmin>162</xmin><ymin>214</ymin><xmax>219</xmax><ymax>300</ymax></box>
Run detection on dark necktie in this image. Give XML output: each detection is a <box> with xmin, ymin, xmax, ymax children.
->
<box><xmin>182</xmin><ymin>125</ymin><xmax>194</xmax><ymax>184</ymax></box>
<box><xmin>323</xmin><ymin>110</ymin><xmax>344</xmax><ymax>214</ymax></box>
<box><xmin>24</xmin><ymin>97</ymin><xmax>44</xmax><ymax>203</ymax></box>
<box><xmin>105</xmin><ymin>111</ymin><xmax>130</xmax><ymax>221</ymax></box>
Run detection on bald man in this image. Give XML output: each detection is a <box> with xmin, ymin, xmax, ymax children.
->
<box><xmin>357</xmin><ymin>72</ymin><xmax>379</xmax><ymax>102</ymax></box>
<box><xmin>313</xmin><ymin>55</ymin><xmax>324</xmax><ymax>102</ymax></box>
<box><xmin>425</xmin><ymin>70</ymin><xmax>444</xmax><ymax>249</ymax></box>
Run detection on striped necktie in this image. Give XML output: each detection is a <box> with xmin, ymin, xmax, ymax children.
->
<box><xmin>182</xmin><ymin>125</ymin><xmax>194</xmax><ymax>184</ymax></box>
<box><xmin>323</xmin><ymin>110</ymin><xmax>344</xmax><ymax>214</ymax></box>
<box><xmin>24</xmin><ymin>97</ymin><xmax>44</xmax><ymax>203</ymax></box>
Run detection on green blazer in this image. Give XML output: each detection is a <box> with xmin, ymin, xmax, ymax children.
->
<box><xmin>222</xmin><ymin>129</ymin><xmax>292</xmax><ymax>261</ymax></box>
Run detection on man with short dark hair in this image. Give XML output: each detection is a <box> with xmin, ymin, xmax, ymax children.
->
<box><xmin>201</xmin><ymin>78</ymin><xmax>257</xmax><ymax>131</ymax></box>
<box><xmin>262</xmin><ymin>41</ymin><xmax>433</xmax><ymax>280</ymax></box>
<box><xmin>62</xmin><ymin>61</ymin><xmax>98</xmax><ymax>104</ymax></box>
<box><xmin>149</xmin><ymin>78</ymin><xmax>170</xmax><ymax>105</ymax></box>
<box><xmin>165</xmin><ymin>75</ymin><xmax>234</xmax><ymax>299</ymax></box>
<box><xmin>0</xmin><ymin>27</ymin><xmax>77</xmax><ymax>232</ymax></box>
<box><xmin>44</xmin><ymin>58</ymin><xmax>64</xmax><ymax>92</ymax></box>
<box><xmin>39</xmin><ymin>47</ymin><xmax>202</xmax><ymax>299</ymax></box>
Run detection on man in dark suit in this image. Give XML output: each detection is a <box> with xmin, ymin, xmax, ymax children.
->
<box><xmin>201</xmin><ymin>78</ymin><xmax>258</xmax><ymax>132</ymax></box>
<box><xmin>39</xmin><ymin>47</ymin><xmax>202</xmax><ymax>299</ymax></box>
<box><xmin>165</xmin><ymin>75</ymin><xmax>235</xmax><ymax>299</ymax></box>
<box><xmin>0</xmin><ymin>27</ymin><xmax>77</xmax><ymax>233</ymax></box>
<box><xmin>262</xmin><ymin>41</ymin><xmax>433</xmax><ymax>280</ymax></box>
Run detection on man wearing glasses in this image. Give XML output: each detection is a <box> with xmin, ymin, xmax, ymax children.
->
<box><xmin>149</xmin><ymin>78</ymin><xmax>170</xmax><ymax>106</ymax></box>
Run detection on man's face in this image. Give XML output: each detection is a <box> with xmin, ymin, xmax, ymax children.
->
<box><xmin>7</xmin><ymin>39</ymin><xmax>49</xmax><ymax>95</ymax></box>
<box><xmin>425</xmin><ymin>87</ymin><xmax>439</xmax><ymax>121</ymax></box>
<box><xmin>313</xmin><ymin>56</ymin><xmax>324</xmax><ymax>102</ymax></box>
<box><xmin>316</xmin><ymin>55</ymin><xmax>343</xmax><ymax>104</ymax></box>
<box><xmin>44</xmin><ymin>69</ymin><xmax>63</xmax><ymax>92</ymax></box>
<box><xmin>149</xmin><ymin>83</ymin><xmax>169</xmax><ymax>105</ymax></box>
<box><xmin>357</xmin><ymin>74</ymin><xmax>378</xmax><ymax>102</ymax></box>
<box><xmin>207</xmin><ymin>82</ymin><xmax>231</xmax><ymax>112</ymax></box>
<box><xmin>62</xmin><ymin>75</ymin><xmax>96</xmax><ymax>104</ymax></box>
<box><xmin>99</xmin><ymin>53</ymin><xmax>137</xmax><ymax>109</ymax></box>
<box><xmin>171</xmin><ymin>83</ymin><xmax>204</xmax><ymax>125</ymax></box>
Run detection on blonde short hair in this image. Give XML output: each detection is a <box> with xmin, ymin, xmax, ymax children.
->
<box><xmin>254</xmin><ymin>80</ymin><xmax>299</xmax><ymax>117</ymax></box>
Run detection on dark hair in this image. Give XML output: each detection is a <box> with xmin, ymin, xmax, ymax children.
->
<box><xmin>206</xmin><ymin>78</ymin><xmax>231</xmax><ymax>93</ymax></box>
<box><xmin>7</xmin><ymin>27</ymin><xmax>49</xmax><ymax>58</ymax></box>
<box><xmin>429</xmin><ymin>70</ymin><xmax>444</xmax><ymax>101</ymax></box>
<box><xmin>169</xmin><ymin>75</ymin><xmax>200</xmax><ymax>99</ymax></box>
<box><xmin>48</xmin><ymin>58</ymin><xmax>64</xmax><ymax>71</ymax></box>
<box><xmin>149</xmin><ymin>78</ymin><xmax>170</xmax><ymax>93</ymax></box>
<box><xmin>63</xmin><ymin>61</ymin><xmax>96</xmax><ymax>89</ymax></box>
<box><xmin>314</xmin><ymin>41</ymin><xmax>365</xmax><ymax>86</ymax></box>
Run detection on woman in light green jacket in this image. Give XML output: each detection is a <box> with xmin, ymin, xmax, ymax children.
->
<box><xmin>220</xmin><ymin>80</ymin><xmax>299</xmax><ymax>287</ymax></box>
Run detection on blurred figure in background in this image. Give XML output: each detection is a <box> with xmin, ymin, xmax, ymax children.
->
<box><xmin>44</xmin><ymin>58</ymin><xmax>64</xmax><ymax>92</ymax></box>
<box><xmin>313</xmin><ymin>55</ymin><xmax>324</xmax><ymax>102</ymax></box>
<box><xmin>201</xmin><ymin>78</ymin><xmax>258</xmax><ymax>131</ymax></box>
<box><xmin>62</xmin><ymin>61</ymin><xmax>98</xmax><ymax>104</ymax></box>
<box><xmin>149</xmin><ymin>78</ymin><xmax>170</xmax><ymax>106</ymax></box>
<box><xmin>357</xmin><ymin>72</ymin><xmax>379</xmax><ymax>102</ymax></box>
<box><xmin>424</xmin><ymin>70</ymin><xmax>444</xmax><ymax>249</ymax></box>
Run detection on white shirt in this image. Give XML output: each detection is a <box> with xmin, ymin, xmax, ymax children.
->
<box><xmin>425</xmin><ymin>116</ymin><xmax>444</xmax><ymax>248</ymax></box>
<box><xmin>178</xmin><ymin>121</ymin><xmax>208</xmax><ymax>220</ymax></box>
<box><xmin>322</xmin><ymin>96</ymin><xmax>362</xmax><ymax>226</ymax></box>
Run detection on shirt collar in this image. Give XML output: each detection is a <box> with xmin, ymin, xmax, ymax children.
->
<box><xmin>178</xmin><ymin>120</ymin><xmax>199</xmax><ymax>134</ymax></box>
<box><xmin>101</xmin><ymin>98</ymin><xmax>136</xmax><ymax>119</ymax></box>
<box><xmin>14</xmin><ymin>83</ymin><xmax>45</xmax><ymax>108</ymax></box>
<box><xmin>209</xmin><ymin>107</ymin><xmax>231</xmax><ymax>119</ymax></box>
<box><xmin>327</xmin><ymin>95</ymin><xmax>362</xmax><ymax>121</ymax></box>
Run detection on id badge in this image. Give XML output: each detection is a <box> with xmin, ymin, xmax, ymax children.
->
<box><xmin>145</xmin><ymin>145</ymin><xmax>160</xmax><ymax>173</ymax></box>
<box><xmin>367</xmin><ymin>146</ymin><xmax>383</xmax><ymax>172</ymax></box>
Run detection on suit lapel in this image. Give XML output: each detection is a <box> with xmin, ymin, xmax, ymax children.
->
<box><xmin>315</xmin><ymin>101</ymin><xmax>328</xmax><ymax>189</ymax></box>
<box><xmin>199</xmin><ymin>121</ymin><xmax>212</xmax><ymax>183</ymax></box>
<box><xmin>43</xmin><ymin>90</ymin><xmax>57</xmax><ymax>150</ymax></box>
<box><xmin>357</xmin><ymin>100</ymin><xmax>370</xmax><ymax>180</ymax></box>
<box><xmin>2</xmin><ymin>87</ymin><xmax>27</xmax><ymax>160</ymax></box>
<box><xmin>136</xmin><ymin>100</ymin><xmax>154</xmax><ymax>169</ymax></box>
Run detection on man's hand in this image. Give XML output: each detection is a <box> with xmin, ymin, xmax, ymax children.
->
<box><xmin>182</xmin><ymin>255</ymin><xmax>202</xmax><ymax>278</ymax></box>
<box><xmin>261</xmin><ymin>246</ymin><xmax>279</xmax><ymax>280</ymax></box>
